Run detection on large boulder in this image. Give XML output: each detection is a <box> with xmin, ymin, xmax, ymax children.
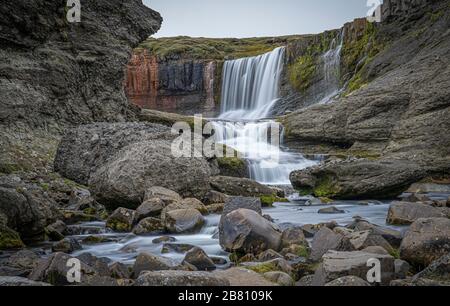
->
<box><xmin>165</xmin><ymin>209</ymin><xmax>205</xmax><ymax>234</ymax></box>
<box><xmin>183</xmin><ymin>247</ymin><xmax>216</xmax><ymax>271</ymax></box>
<box><xmin>135</xmin><ymin>199</ymin><xmax>165</xmax><ymax>222</ymax></box>
<box><xmin>106</xmin><ymin>208</ymin><xmax>136</xmax><ymax>232</ymax></box>
<box><xmin>310</xmin><ymin>227</ymin><xmax>343</xmax><ymax>262</ymax></box>
<box><xmin>346</xmin><ymin>218</ymin><xmax>403</xmax><ymax>247</ymax></box>
<box><xmin>132</xmin><ymin>253</ymin><xmax>177</xmax><ymax>277</ymax></box>
<box><xmin>280</xmin><ymin>227</ymin><xmax>309</xmax><ymax>249</ymax></box>
<box><xmin>134</xmin><ymin>270</ymin><xmax>229</xmax><ymax>286</ymax></box>
<box><xmin>387</xmin><ymin>201</ymin><xmax>449</xmax><ymax>225</ymax></box>
<box><xmin>144</xmin><ymin>187</ymin><xmax>182</xmax><ymax>206</ymax></box>
<box><xmin>219</xmin><ymin>209</ymin><xmax>282</xmax><ymax>255</ymax></box>
<box><xmin>400</xmin><ymin>218</ymin><xmax>450</xmax><ymax>267</ymax></box>
<box><xmin>132</xmin><ymin>217</ymin><xmax>164</xmax><ymax>235</ymax></box>
<box><xmin>222</xmin><ymin>196</ymin><xmax>262</xmax><ymax>216</ymax></box>
<box><xmin>408</xmin><ymin>253</ymin><xmax>450</xmax><ymax>286</ymax></box>
<box><xmin>51</xmin><ymin>238</ymin><xmax>82</xmax><ymax>254</ymax></box>
<box><xmin>341</xmin><ymin>230</ymin><xmax>394</xmax><ymax>254</ymax></box>
<box><xmin>210</xmin><ymin>176</ymin><xmax>275</xmax><ymax>197</ymax></box>
<box><xmin>312</xmin><ymin>251</ymin><xmax>395</xmax><ymax>286</ymax></box>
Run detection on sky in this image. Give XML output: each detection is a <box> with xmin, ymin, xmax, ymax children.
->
<box><xmin>143</xmin><ymin>0</ymin><xmax>373</xmax><ymax>38</ymax></box>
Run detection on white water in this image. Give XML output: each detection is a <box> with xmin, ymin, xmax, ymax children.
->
<box><xmin>319</xmin><ymin>30</ymin><xmax>344</xmax><ymax>104</ymax></box>
<box><xmin>213</xmin><ymin>47</ymin><xmax>318</xmax><ymax>185</ymax></box>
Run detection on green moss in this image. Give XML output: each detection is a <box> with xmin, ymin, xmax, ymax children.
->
<box><xmin>260</xmin><ymin>195</ymin><xmax>289</xmax><ymax>207</ymax></box>
<box><xmin>297</xmin><ymin>188</ymin><xmax>314</xmax><ymax>196</ymax></box>
<box><xmin>0</xmin><ymin>163</ymin><xmax>22</xmax><ymax>175</ymax></box>
<box><xmin>429</xmin><ymin>10</ymin><xmax>444</xmax><ymax>22</ymax></box>
<box><xmin>83</xmin><ymin>207</ymin><xmax>97</xmax><ymax>215</ymax></box>
<box><xmin>0</xmin><ymin>226</ymin><xmax>24</xmax><ymax>250</ymax></box>
<box><xmin>313</xmin><ymin>175</ymin><xmax>340</xmax><ymax>198</ymax></box>
<box><xmin>244</xmin><ymin>262</ymin><xmax>279</xmax><ymax>274</ymax></box>
<box><xmin>217</xmin><ymin>157</ymin><xmax>245</xmax><ymax>170</ymax></box>
<box><xmin>288</xmin><ymin>55</ymin><xmax>316</xmax><ymax>92</ymax></box>
<box><xmin>291</xmin><ymin>245</ymin><xmax>310</xmax><ymax>258</ymax></box>
<box><xmin>389</xmin><ymin>248</ymin><xmax>401</xmax><ymax>259</ymax></box>
<box><xmin>106</xmin><ymin>219</ymin><xmax>131</xmax><ymax>232</ymax></box>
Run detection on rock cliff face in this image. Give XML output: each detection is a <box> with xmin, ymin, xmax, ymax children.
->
<box><xmin>0</xmin><ymin>0</ymin><xmax>162</xmax><ymax>172</ymax></box>
<box><xmin>285</xmin><ymin>0</ymin><xmax>450</xmax><ymax>199</ymax></box>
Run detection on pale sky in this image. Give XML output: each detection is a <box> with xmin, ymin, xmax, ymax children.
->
<box><xmin>143</xmin><ymin>0</ymin><xmax>372</xmax><ymax>38</ymax></box>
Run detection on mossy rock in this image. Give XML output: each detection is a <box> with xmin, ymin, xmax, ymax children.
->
<box><xmin>288</xmin><ymin>55</ymin><xmax>317</xmax><ymax>92</ymax></box>
<box><xmin>216</xmin><ymin>157</ymin><xmax>248</xmax><ymax>178</ymax></box>
<box><xmin>0</xmin><ymin>225</ymin><xmax>24</xmax><ymax>250</ymax></box>
<box><xmin>313</xmin><ymin>175</ymin><xmax>340</xmax><ymax>198</ymax></box>
<box><xmin>106</xmin><ymin>219</ymin><xmax>132</xmax><ymax>232</ymax></box>
<box><xmin>243</xmin><ymin>261</ymin><xmax>279</xmax><ymax>274</ymax></box>
<box><xmin>260</xmin><ymin>195</ymin><xmax>289</xmax><ymax>207</ymax></box>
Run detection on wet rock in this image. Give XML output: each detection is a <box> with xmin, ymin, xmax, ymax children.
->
<box><xmin>222</xmin><ymin>196</ymin><xmax>262</xmax><ymax>216</ymax></box>
<box><xmin>280</xmin><ymin>227</ymin><xmax>309</xmax><ymax>249</ymax></box>
<box><xmin>0</xmin><ymin>276</ymin><xmax>51</xmax><ymax>286</ymax></box>
<box><xmin>219</xmin><ymin>209</ymin><xmax>282</xmax><ymax>255</ymax></box>
<box><xmin>310</xmin><ymin>227</ymin><xmax>343</xmax><ymax>262</ymax></box>
<box><xmin>62</xmin><ymin>210</ymin><xmax>100</xmax><ymax>225</ymax></box>
<box><xmin>207</xmin><ymin>203</ymin><xmax>224</xmax><ymax>214</ymax></box>
<box><xmin>325</xmin><ymin>276</ymin><xmax>370</xmax><ymax>286</ymax></box>
<box><xmin>133</xmin><ymin>217</ymin><xmax>164</xmax><ymax>235</ymax></box>
<box><xmin>263</xmin><ymin>271</ymin><xmax>294</xmax><ymax>286</ymax></box>
<box><xmin>45</xmin><ymin>220</ymin><xmax>67</xmax><ymax>242</ymax></box>
<box><xmin>394</xmin><ymin>259</ymin><xmax>410</xmax><ymax>279</ymax></box>
<box><xmin>403</xmin><ymin>193</ymin><xmax>431</xmax><ymax>203</ymax></box>
<box><xmin>109</xmin><ymin>262</ymin><xmax>131</xmax><ymax>279</ymax></box>
<box><xmin>347</xmin><ymin>219</ymin><xmax>403</xmax><ymax>247</ymax></box>
<box><xmin>0</xmin><ymin>223</ymin><xmax>24</xmax><ymax>250</ymax></box>
<box><xmin>387</xmin><ymin>201</ymin><xmax>448</xmax><ymax>225</ymax></box>
<box><xmin>312</xmin><ymin>251</ymin><xmax>395</xmax><ymax>286</ymax></box>
<box><xmin>68</xmin><ymin>188</ymin><xmax>104</xmax><ymax>214</ymax></box>
<box><xmin>210</xmin><ymin>176</ymin><xmax>275</xmax><ymax>197</ymax></box>
<box><xmin>318</xmin><ymin>206</ymin><xmax>345</xmax><ymax>214</ymax></box>
<box><xmin>77</xmin><ymin>253</ymin><xmax>111</xmax><ymax>277</ymax></box>
<box><xmin>203</xmin><ymin>190</ymin><xmax>229</xmax><ymax>205</ymax></box>
<box><xmin>211</xmin><ymin>257</ymin><xmax>228</xmax><ymax>266</ymax></box>
<box><xmin>409</xmin><ymin>253</ymin><xmax>450</xmax><ymax>286</ymax></box>
<box><xmin>400</xmin><ymin>218</ymin><xmax>450</xmax><ymax>267</ymax></box>
<box><xmin>161</xmin><ymin>243</ymin><xmax>195</xmax><ymax>254</ymax></box>
<box><xmin>106</xmin><ymin>208</ymin><xmax>136</xmax><ymax>232</ymax></box>
<box><xmin>213</xmin><ymin>268</ymin><xmax>276</xmax><ymax>286</ymax></box>
<box><xmin>183</xmin><ymin>247</ymin><xmax>216</xmax><ymax>271</ymax></box>
<box><xmin>165</xmin><ymin>209</ymin><xmax>205</xmax><ymax>234</ymax></box>
<box><xmin>3</xmin><ymin>249</ymin><xmax>40</xmax><ymax>277</ymax></box>
<box><xmin>51</xmin><ymin>238</ymin><xmax>82</xmax><ymax>254</ymax></box>
<box><xmin>133</xmin><ymin>253</ymin><xmax>177</xmax><ymax>277</ymax></box>
<box><xmin>135</xmin><ymin>270</ymin><xmax>230</xmax><ymax>286</ymax></box>
<box><xmin>144</xmin><ymin>186</ymin><xmax>182</xmax><ymax>206</ymax></box>
<box><xmin>30</xmin><ymin>253</ymin><xmax>97</xmax><ymax>285</ymax></box>
<box><xmin>82</xmin><ymin>236</ymin><xmax>114</xmax><ymax>245</ymax></box>
<box><xmin>152</xmin><ymin>236</ymin><xmax>176</xmax><ymax>244</ymax></box>
<box><xmin>135</xmin><ymin>199</ymin><xmax>165</xmax><ymax>222</ymax></box>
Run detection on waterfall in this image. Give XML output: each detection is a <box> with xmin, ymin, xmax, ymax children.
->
<box><xmin>212</xmin><ymin>47</ymin><xmax>318</xmax><ymax>185</ymax></box>
<box><xmin>319</xmin><ymin>30</ymin><xmax>344</xmax><ymax>104</ymax></box>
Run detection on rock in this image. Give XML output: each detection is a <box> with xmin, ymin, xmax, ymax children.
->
<box><xmin>62</xmin><ymin>210</ymin><xmax>100</xmax><ymax>224</ymax></box>
<box><xmin>109</xmin><ymin>262</ymin><xmax>131</xmax><ymax>279</ymax></box>
<box><xmin>106</xmin><ymin>208</ymin><xmax>136</xmax><ymax>232</ymax></box>
<box><xmin>52</xmin><ymin>238</ymin><xmax>82</xmax><ymax>254</ymax></box>
<box><xmin>310</xmin><ymin>227</ymin><xmax>343</xmax><ymax>262</ymax></box>
<box><xmin>82</xmin><ymin>275</ymin><xmax>121</xmax><ymax>287</ymax></box>
<box><xmin>222</xmin><ymin>196</ymin><xmax>262</xmax><ymax>216</ymax></box>
<box><xmin>325</xmin><ymin>276</ymin><xmax>370</xmax><ymax>286</ymax></box>
<box><xmin>387</xmin><ymin>201</ymin><xmax>448</xmax><ymax>225</ymax></box>
<box><xmin>281</xmin><ymin>244</ymin><xmax>310</xmax><ymax>258</ymax></box>
<box><xmin>213</xmin><ymin>267</ymin><xmax>276</xmax><ymax>286</ymax></box>
<box><xmin>301</xmin><ymin>222</ymin><xmax>337</xmax><ymax>238</ymax></box>
<box><xmin>341</xmin><ymin>230</ymin><xmax>394</xmax><ymax>254</ymax></box>
<box><xmin>318</xmin><ymin>206</ymin><xmax>345</xmax><ymax>214</ymax></box>
<box><xmin>165</xmin><ymin>209</ymin><xmax>205</xmax><ymax>234</ymax></box>
<box><xmin>257</xmin><ymin>249</ymin><xmax>284</xmax><ymax>262</ymax></box>
<box><xmin>263</xmin><ymin>271</ymin><xmax>295</xmax><ymax>286</ymax></box>
<box><xmin>0</xmin><ymin>224</ymin><xmax>24</xmax><ymax>250</ymax></box>
<box><xmin>403</xmin><ymin>193</ymin><xmax>431</xmax><ymax>203</ymax></box>
<box><xmin>152</xmin><ymin>236</ymin><xmax>177</xmax><ymax>244</ymax></box>
<box><xmin>179</xmin><ymin>198</ymin><xmax>208</xmax><ymax>215</ymax></box>
<box><xmin>183</xmin><ymin>247</ymin><xmax>216</xmax><ymax>271</ymax></box>
<box><xmin>135</xmin><ymin>199</ymin><xmax>165</xmax><ymax>222</ymax></box>
<box><xmin>333</xmin><ymin>227</ymin><xmax>354</xmax><ymax>236</ymax></box>
<box><xmin>133</xmin><ymin>217</ymin><xmax>164</xmax><ymax>235</ymax></box>
<box><xmin>0</xmin><ymin>276</ymin><xmax>51</xmax><ymax>286</ymax></box>
<box><xmin>400</xmin><ymin>218</ymin><xmax>450</xmax><ymax>267</ymax></box>
<box><xmin>210</xmin><ymin>176</ymin><xmax>276</xmax><ymax>197</ymax></box>
<box><xmin>88</xmin><ymin>138</ymin><xmax>214</xmax><ymax>209</ymax></box>
<box><xmin>68</xmin><ymin>188</ymin><xmax>104</xmax><ymax>214</ymax></box>
<box><xmin>82</xmin><ymin>236</ymin><xmax>114</xmax><ymax>245</ymax></box>
<box><xmin>45</xmin><ymin>220</ymin><xmax>67</xmax><ymax>241</ymax></box>
<box><xmin>3</xmin><ymin>249</ymin><xmax>40</xmax><ymax>277</ymax></box>
<box><xmin>406</xmin><ymin>183</ymin><xmax>450</xmax><ymax>194</ymax></box>
<box><xmin>132</xmin><ymin>253</ymin><xmax>177</xmax><ymax>277</ymax></box>
<box><xmin>144</xmin><ymin>187</ymin><xmax>182</xmax><ymax>206</ymax></box>
<box><xmin>207</xmin><ymin>203</ymin><xmax>224</xmax><ymax>214</ymax></box>
<box><xmin>394</xmin><ymin>259</ymin><xmax>410</xmax><ymax>279</ymax></box>
<box><xmin>29</xmin><ymin>253</ymin><xmax>97</xmax><ymax>285</ymax></box>
<box><xmin>361</xmin><ymin>246</ymin><xmax>389</xmax><ymax>255</ymax></box>
<box><xmin>203</xmin><ymin>190</ymin><xmax>228</xmax><ymax>205</ymax></box>
<box><xmin>135</xmin><ymin>270</ymin><xmax>230</xmax><ymax>286</ymax></box>
<box><xmin>76</xmin><ymin>253</ymin><xmax>111</xmax><ymax>277</ymax></box>
<box><xmin>161</xmin><ymin>243</ymin><xmax>195</xmax><ymax>254</ymax></box>
<box><xmin>280</xmin><ymin>227</ymin><xmax>309</xmax><ymax>249</ymax></box>
<box><xmin>347</xmin><ymin>219</ymin><xmax>403</xmax><ymax>247</ymax></box>
<box><xmin>241</xmin><ymin>258</ymin><xmax>293</xmax><ymax>275</ymax></box>
<box><xmin>219</xmin><ymin>209</ymin><xmax>282</xmax><ymax>255</ymax></box>
<box><xmin>312</xmin><ymin>251</ymin><xmax>395</xmax><ymax>286</ymax></box>
<box><xmin>409</xmin><ymin>253</ymin><xmax>450</xmax><ymax>286</ymax></box>
<box><xmin>296</xmin><ymin>275</ymin><xmax>315</xmax><ymax>286</ymax></box>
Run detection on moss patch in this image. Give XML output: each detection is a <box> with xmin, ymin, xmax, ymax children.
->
<box><xmin>0</xmin><ymin>226</ymin><xmax>24</xmax><ymax>250</ymax></box>
<box><xmin>260</xmin><ymin>195</ymin><xmax>289</xmax><ymax>207</ymax></box>
<box><xmin>217</xmin><ymin>157</ymin><xmax>246</xmax><ymax>171</ymax></box>
<box><xmin>288</xmin><ymin>55</ymin><xmax>316</xmax><ymax>92</ymax></box>
<box><xmin>243</xmin><ymin>262</ymin><xmax>279</xmax><ymax>274</ymax></box>
<box><xmin>313</xmin><ymin>175</ymin><xmax>340</xmax><ymax>198</ymax></box>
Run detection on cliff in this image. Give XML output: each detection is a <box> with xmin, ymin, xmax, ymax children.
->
<box><xmin>0</xmin><ymin>0</ymin><xmax>162</xmax><ymax>173</ymax></box>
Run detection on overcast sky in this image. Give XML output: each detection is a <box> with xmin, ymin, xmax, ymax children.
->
<box><xmin>143</xmin><ymin>0</ymin><xmax>372</xmax><ymax>38</ymax></box>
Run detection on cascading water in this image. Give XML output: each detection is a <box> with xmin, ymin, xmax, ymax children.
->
<box><xmin>213</xmin><ymin>47</ymin><xmax>318</xmax><ymax>185</ymax></box>
<box><xmin>319</xmin><ymin>30</ymin><xmax>344</xmax><ymax>104</ymax></box>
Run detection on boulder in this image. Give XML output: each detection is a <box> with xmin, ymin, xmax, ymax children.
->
<box><xmin>3</xmin><ymin>249</ymin><xmax>40</xmax><ymax>277</ymax></box>
<box><xmin>263</xmin><ymin>271</ymin><xmax>294</xmax><ymax>286</ymax></box>
<box><xmin>183</xmin><ymin>247</ymin><xmax>216</xmax><ymax>271</ymax></box>
<box><xmin>89</xmin><ymin>139</ymin><xmax>214</xmax><ymax>209</ymax></box>
<box><xmin>310</xmin><ymin>227</ymin><xmax>343</xmax><ymax>262</ymax></box>
<box><xmin>132</xmin><ymin>217</ymin><xmax>164</xmax><ymax>235</ymax></box>
<box><xmin>134</xmin><ymin>270</ymin><xmax>230</xmax><ymax>286</ymax></box>
<box><xmin>312</xmin><ymin>251</ymin><xmax>395</xmax><ymax>286</ymax></box>
<box><xmin>347</xmin><ymin>219</ymin><xmax>403</xmax><ymax>247</ymax></box>
<box><xmin>203</xmin><ymin>190</ymin><xmax>228</xmax><ymax>205</ymax></box>
<box><xmin>0</xmin><ymin>223</ymin><xmax>24</xmax><ymax>250</ymax></box>
<box><xmin>29</xmin><ymin>253</ymin><xmax>97</xmax><ymax>285</ymax></box>
<box><xmin>152</xmin><ymin>236</ymin><xmax>176</xmax><ymax>244</ymax></box>
<box><xmin>241</xmin><ymin>258</ymin><xmax>293</xmax><ymax>275</ymax></box>
<box><xmin>45</xmin><ymin>220</ymin><xmax>67</xmax><ymax>242</ymax></box>
<box><xmin>179</xmin><ymin>198</ymin><xmax>208</xmax><ymax>215</ymax></box>
<box><xmin>361</xmin><ymin>246</ymin><xmax>389</xmax><ymax>255</ymax></box>
<box><xmin>409</xmin><ymin>253</ymin><xmax>450</xmax><ymax>286</ymax></box>
<box><xmin>144</xmin><ymin>187</ymin><xmax>182</xmax><ymax>206</ymax></box>
<box><xmin>165</xmin><ymin>209</ymin><xmax>205</xmax><ymax>234</ymax></box>
<box><xmin>318</xmin><ymin>206</ymin><xmax>345</xmax><ymax>214</ymax></box>
<box><xmin>301</xmin><ymin>221</ymin><xmax>337</xmax><ymax>238</ymax></box>
<box><xmin>210</xmin><ymin>176</ymin><xmax>275</xmax><ymax>197</ymax></box>
<box><xmin>325</xmin><ymin>276</ymin><xmax>370</xmax><ymax>286</ymax></box>
<box><xmin>406</xmin><ymin>183</ymin><xmax>450</xmax><ymax>194</ymax></box>
<box><xmin>76</xmin><ymin>253</ymin><xmax>111</xmax><ymax>277</ymax></box>
<box><xmin>106</xmin><ymin>208</ymin><xmax>136</xmax><ymax>232</ymax></box>
<box><xmin>51</xmin><ymin>238</ymin><xmax>82</xmax><ymax>254</ymax></box>
<box><xmin>257</xmin><ymin>249</ymin><xmax>284</xmax><ymax>262</ymax></box>
<box><xmin>161</xmin><ymin>243</ymin><xmax>195</xmax><ymax>254</ymax></box>
<box><xmin>132</xmin><ymin>253</ymin><xmax>177</xmax><ymax>277</ymax></box>
<box><xmin>394</xmin><ymin>259</ymin><xmax>410</xmax><ymax>279</ymax></box>
<box><xmin>213</xmin><ymin>267</ymin><xmax>277</xmax><ymax>286</ymax></box>
<box><xmin>222</xmin><ymin>196</ymin><xmax>262</xmax><ymax>216</ymax></box>
<box><xmin>387</xmin><ymin>201</ymin><xmax>448</xmax><ymax>225</ymax></box>
<box><xmin>296</xmin><ymin>275</ymin><xmax>315</xmax><ymax>287</ymax></box>
<box><xmin>135</xmin><ymin>198</ymin><xmax>165</xmax><ymax>222</ymax></box>
<box><xmin>0</xmin><ymin>276</ymin><xmax>51</xmax><ymax>286</ymax></box>
<box><xmin>280</xmin><ymin>227</ymin><xmax>309</xmax><ymax>249</ymax></box>
<box><xmin>341</xmin><ymin>230</ymin><xmax>394</xmax><ymax>254</ymax></box>
<box><xmin>400</xmin><ymin>218</ymin><xmax>450</xmax><ymax>267</ymax></box>
<box><xmin>207</xmin><ymin>203</ymin><xmax>224</xmax><ymax>214</ymax></box>
<box><xmin>219</xmin><ymin>209</ymin><xmax>282</xmax><ymax>254</ymax></box>
<box><xmin>109</xmin><ymin>262</ymin><xmax>131</xmax><ymax>279</ymax></box>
